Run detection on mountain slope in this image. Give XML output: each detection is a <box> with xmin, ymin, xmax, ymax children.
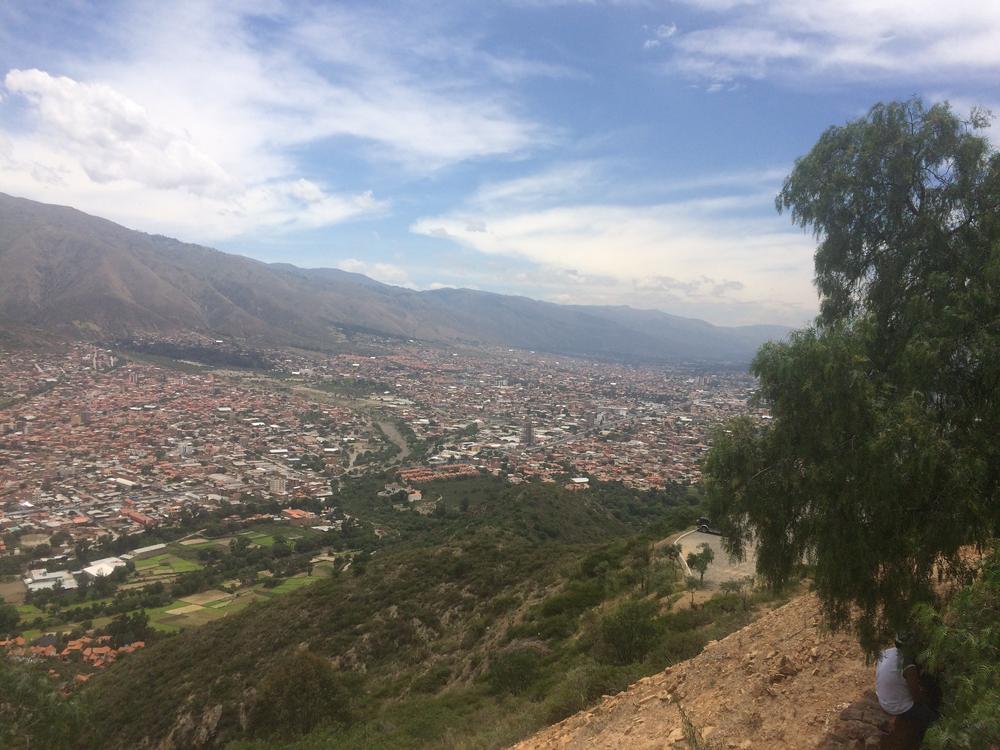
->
<box><xmin>0</xmin><ymin>193</ymin><xmax>789</xmax><ymax>362</ymax></box>
<box><xmin>509</xmin><ymin>593</ymin><xmax>884</xmax><ymax>750</ymax></box>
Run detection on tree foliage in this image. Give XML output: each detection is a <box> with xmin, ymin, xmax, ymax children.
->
<box><xmin>486</xmin><ymin>647</ymin><xmax>544</xmax><ymax>694</ymax></box>
<box><xmin>247</xmin><ymin>649</ymin><xmax>356</xmax><ymax>739</ymax></box>
<box><xmin>0</xmin><ymin>660</ymin><xmax>87</xmax><ymax>750</ymax></box>
<box><xmin>914</xmin><ymin>546</ymin><xmax>1000</xmax><ymax>749</ymax></box>
<box><xmin>598</xmin><ymin>599</ymin><xmax>661</xmax><ymax>665</ymax></box>
<box><xmin>704</xmin><ymin>99</ymin><xmax>1000</xmax><ymax>653</ymax></box>
<box><xmin>0</xmin><ymin>601</ymin><xmax>19</xmax><ymax>635</ymax></box>
<box><xmin>686</xmin><ymin>543</ymin><xmax>714</xmax><ymax>584</ymax></box>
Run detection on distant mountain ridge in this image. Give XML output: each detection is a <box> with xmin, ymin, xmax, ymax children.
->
<box><xmin>0</xmin><ymin>193</ymin><xmax>789</xmax><ymax>363</ymax></box>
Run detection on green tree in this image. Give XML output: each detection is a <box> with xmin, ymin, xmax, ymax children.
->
<box><xmin>684</xmin><ymin>576</ymin><xmax>700</xmax><ymax>608</ymax></box>
<box><xmin>704</xmin><ymin>99</ymin><xmax>1000</xmax><ymax>653</ymax></box>
<box><xmin>685</xmin><ymin>543</ymin><xmax>714</xmax><ymax>585</ymax></box>
<box><xmin>597</xmin><ymin>599</ymin><xmax>661</xmax><ymax>664</ymax></box>
<box><xmin>0</xmin><ymin>601</ymin><xmax>19</xmax><ymax>635</ymax></box>
<box><xmin>486</xmin><ymin>647</ymin><xmax>543</xmax><ymax>694</ymax></box>
<box><xmin>0</xmin><ymin>660</ymin><xmax>87</xmax><ymax>749</ymax></box>
<box><xmin>247</xmin><ymin>649</ymin><xmax>355</xmax><ymax>739</ymax></box>
<box><xmin>913</xmin><ymin>546</ymin><xmax>1000</xmax><ymax>749</ymax></box>
<box><xmin>720</xmin><ymin>577</ymin><xmax>752</xmax><ymax>610</ymax></box>
<box><xmin>105</xmin><ymin>610</ymin><xmax>150</xmax><ymax>648</ymax></box>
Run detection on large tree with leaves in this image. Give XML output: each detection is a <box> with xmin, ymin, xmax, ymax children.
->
<box><xmin>704</xmin><ymin>99</ymin><xmax>1000</xmax><ymax>653</ymax></box>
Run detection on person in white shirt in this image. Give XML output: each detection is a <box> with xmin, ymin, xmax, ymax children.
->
<box><xmin>875</xmin><ymin>635</ymin><xmax>937</xmax><ymax>739</ymax></box>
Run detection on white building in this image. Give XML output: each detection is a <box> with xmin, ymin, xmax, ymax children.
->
<box><xmin>83</xmin><ymin>556</ymin><xmax>127</xmax><ymax>578</ymax></box>
<box><xmin>23</xmin><ymin>568</ymin><xmax>79</xmax><ymax>592</ymax></box>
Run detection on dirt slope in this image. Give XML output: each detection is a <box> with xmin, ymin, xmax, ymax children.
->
<box><xmin>510</xmin><ymin>593</ymin><xmax>894</xmax><ymax>749</ymax></box>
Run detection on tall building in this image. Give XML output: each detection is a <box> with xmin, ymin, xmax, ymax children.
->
<box><xmin>269</xmin><ymin>476</ymin><xmax>288</xmax><ymax>495</ymax></box>
<box><xmin>521</xmin><ymin>420</ymin><xmax>535</xmax><ymax>447</ymax></box>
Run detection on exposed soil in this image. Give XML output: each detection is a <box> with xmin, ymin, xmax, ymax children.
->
<box><xmin>510</xmin><ymin>593</ymin><xmax>909</xmax><ymax>750</ymax></box>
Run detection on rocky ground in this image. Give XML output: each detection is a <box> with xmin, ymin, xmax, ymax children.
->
<box><xmin>510</xmin><ymin>594</ymin><xmax>913</xmax><ymax>749</ymax></box>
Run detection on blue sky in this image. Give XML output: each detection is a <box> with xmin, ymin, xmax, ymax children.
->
<box><xmin>2</xmin><ymin>1</ymin><xmax>999</xmax><ymax>326</ymax></box>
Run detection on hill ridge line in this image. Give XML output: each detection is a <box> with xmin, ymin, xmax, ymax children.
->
<box><xmin>0</xmin><ymin>192</ymin><xmax>789</xmax><ymax>364</ymax></box>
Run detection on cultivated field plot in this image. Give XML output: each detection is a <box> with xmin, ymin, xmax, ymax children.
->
<box><xmin>167</xmin><ymin>604</ymin><xmax>203</xmax><ymax>616</ymax></box>
<box><xmin>0</xmin><ymin>579</ymin><xmax>28</xmax><ymax>605</ymax></box>
<box><xmin>256</xmin><ymin>575</ymin><xmax>320</xmax><ymax>596</ymax></box>
<box><xmin>16</xmin><ymin>602</ymin><xmax>43</xmax><ymax>619</ymax></box>
<box><xmin>239</xmin><ymin>531</ymin><xmax>277</xmax><ymax>546</ymax></box>
<box><xmin>60</xmin><ymin>597</ymin><xmax>114</xmax><ymax>618</ymax></box>
<box><xmin>178</xmin><ymin>537</ymin><xmax>227</xmax><ymax>547</ymax></box>
<box><xmin>146</xmin><ymin>601</ymin><xmax>225</xmax><ymax>632</ymax></box>
<box><xmin>134</xmin><ymin>553</ymin><xmax>202</xmax><ymax>576</ymax></box>
<box><xmin>178</xmin><ymin>589</ymin><xmax>230</xmax><ymax>606</ymax></box>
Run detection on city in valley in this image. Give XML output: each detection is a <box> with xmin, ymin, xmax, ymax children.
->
<box><xmin>0</xmin><ymin>336</ymin><xmax>764</xmax><ymax>676</ymax></box>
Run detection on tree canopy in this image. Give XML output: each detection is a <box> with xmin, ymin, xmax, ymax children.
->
<box><xmin>704</xmin><ymin>99</ymin><xmax>1000</xmax><ymax>653</ymax></box>
<box><xmin>686</xmin><ymin>543</ymin><xmax>714</xmax><ymax>585</ymax></box>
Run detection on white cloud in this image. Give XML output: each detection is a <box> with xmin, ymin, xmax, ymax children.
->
<box><xmin>665</xmin><ymin>0</ymin><xmax>1000</xmax><ymax>85</ymax></box>
<box><xmin>89</xmin><ymin>2</ymin><xmax>548</xmax><ymax>170</ymax></box>
<box><xmin>4</xmin><ymin>69</ymin><xmax>229</xmax><ymax>192</ymax></box>
<box><xmin>0</xmin><ymin>2</ymin><xmax>551</xmax><ymax>240</ymax></box>
<box><xmin>411</xmin><ymin>168</ymin><xmax>817</xmax><ymax>326</ymax></box>
<box><xmin>470</xmin><ymin>162</ymin><xmax>602</xmax><ymax>208</ymax></box>
<box><xmin>643</xmin><ymin>22</ymin><xmax>678</xmax><ymax>49</ymax></box>
<box><xmin>335</xmin><ymin>259</ymin><xmax>415</xmax><ymax>288</ymax></box>
<box><xmin>0</xmin><ymin>69</ymin><xmax>387</xmax><ymax>240</ymax></box>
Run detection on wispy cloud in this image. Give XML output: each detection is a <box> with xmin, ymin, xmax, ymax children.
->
<box><xmin>661</xmin><ymin>0</ymin><xmax>1000</xmax><ymax>86</ymax></box>
<box><xmin>0</xmin><ymin>1</ymin><xmax>553</xmax><ymax>240</ymax></box>
<box><xmin>642</xmin><ymin>23</ymin><xmax>678</xmax><ymax>50</ymax></box>
<box><xmin>0</xmin><ymin>68</ymin><xmax>386</xmax><ymax>239</ymax></box>
<box><xmin>411</xmin><ymin>165</ymin><xmax>816</xmax><ymax>325</ymax></box>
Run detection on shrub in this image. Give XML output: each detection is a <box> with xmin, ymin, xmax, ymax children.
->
<box><xmin>487</xmin><ymin>647</ymin><xmax>544</xmax><ymax>695</ymax></box>
<box><xmin>646</xmin><ymin>629</ymin><xmax>706</xmax><ymax>667</ymax></box>
<box><xmin>597</xmin><ymin>600</ymin><xmax>662</xmax><ymax>665</ymax></box>
<box><xmin>411</xmin><ymin>666</ymin><xmax>451</xmax><ymax>694</ymax></box>
<box><xmin>542</xmin><ymin>662</ymin><xmax>633</xmax><ymax>724</ymax></box>
<box><xmin>247</xmin><ymin>650</ymin><xmax>356</xmax><ymax>739</ymax></box>
<box><xmin>539</xmin><ymin>580</ymin><xmax>605</xmax><ymax>618</ymax></box>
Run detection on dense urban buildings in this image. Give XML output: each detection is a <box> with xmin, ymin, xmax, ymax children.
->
<box><xmin>1</xmin><ymin>339</ymin><xmax>766</xmax><ymax>566</ymax></box>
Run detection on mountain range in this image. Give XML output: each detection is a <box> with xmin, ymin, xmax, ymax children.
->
<box><xmin>0</xmin><ymin>193</ymin><xmax>790</xmax><ymax>363</ymax></box>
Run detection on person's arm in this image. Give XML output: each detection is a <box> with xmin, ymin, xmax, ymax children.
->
<box><xmin>903</xmin><ymin>663</ymin><xmax>924</xmax><ymax>704</ymax></box>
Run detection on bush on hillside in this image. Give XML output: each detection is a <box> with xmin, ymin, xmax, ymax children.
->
<box><xmin>596</xmin><ymin>600</ymin><xmax>662</xmax><ymax>665</ymax></box>
<box><xmin>487</xmin><ymin>647</ymin><xmax>544</xmax><ymax>695</ymax></box>
<box><xmin>247</xmin><ymin>650</ymin><xmax>357</xmax><ymax>739</ymax></box>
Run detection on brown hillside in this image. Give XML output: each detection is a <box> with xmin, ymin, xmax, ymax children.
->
<box><xmin>0</xmin><ymin>192</ymin><xmax>788</xmax><ymax>363</ymax></box>
<box><xmin>509</xmin><ymin>593</ymin><xmax>900</xmax><ymax>750</ymax></box>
